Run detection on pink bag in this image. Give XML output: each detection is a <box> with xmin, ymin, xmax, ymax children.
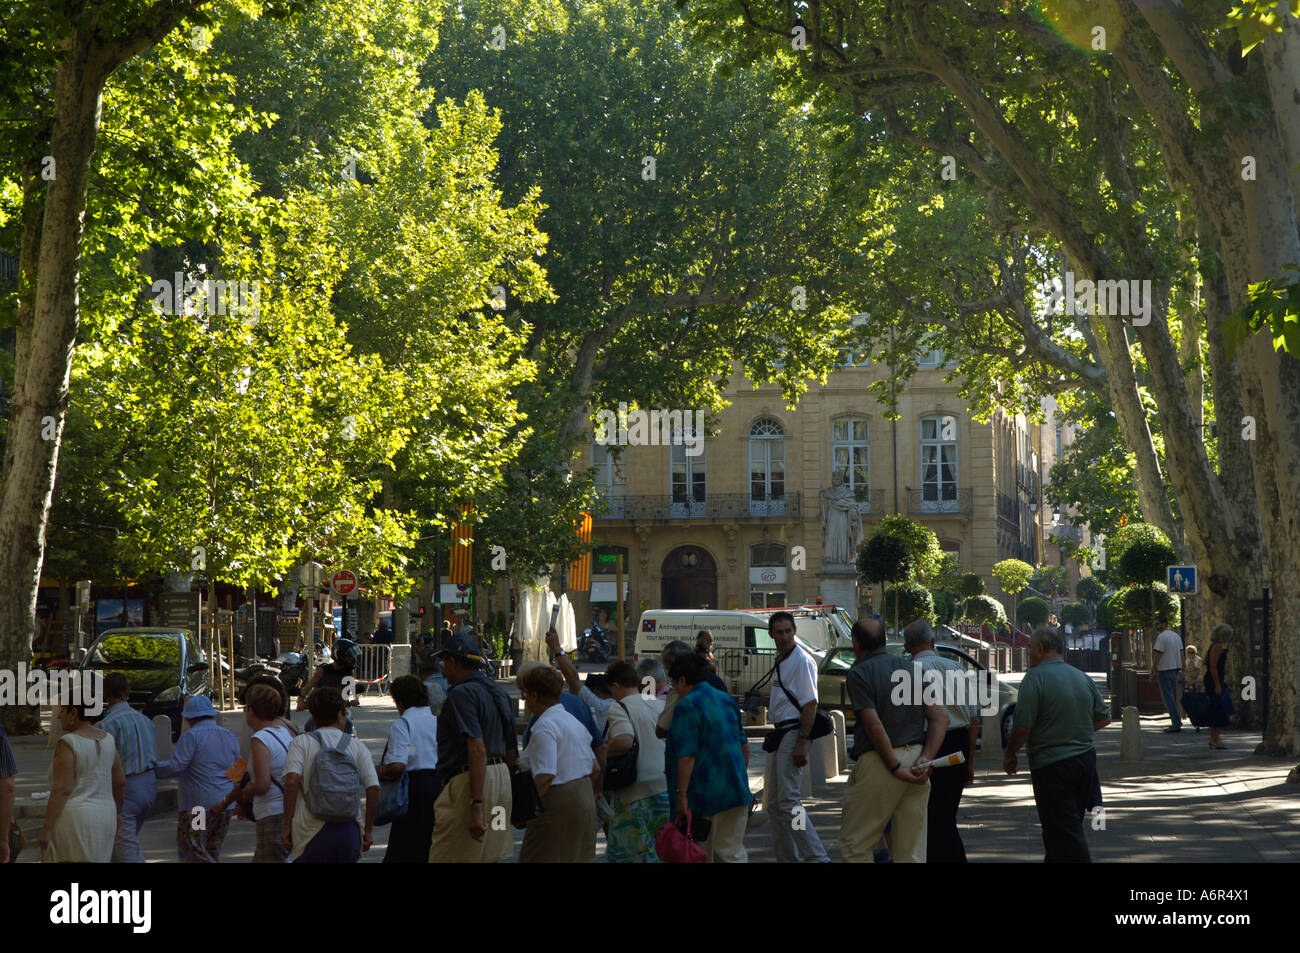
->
<box><xmin>656</xmin><ymin>811</ymin><xmax>707</xmax><ymax>863</ymax></box>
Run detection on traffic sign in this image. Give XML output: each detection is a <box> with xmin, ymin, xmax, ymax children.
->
<box><xmin>330</xmin><ymin>570</ymin><xmax>358</xmax><ymax>596</ymax></box>
<box><xmin>1167</xmin><ymin>565</ymin><xmax>1197</xmax><ymax>595</ymax></box>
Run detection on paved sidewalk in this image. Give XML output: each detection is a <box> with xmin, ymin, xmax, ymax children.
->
<box><xmin>742</xmin><ymin>705</ymin><xmax>1300</xmax><ymax>863</ymax></box>
<box><xmin>8</xmin><ymin>674</ymin><xmax>1298</xmax><ymax>862</ymax></box>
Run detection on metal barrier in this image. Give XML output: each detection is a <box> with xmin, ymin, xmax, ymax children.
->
<box><xmin>1065</xmin><ymin>648</ymin><xmax>1109</xmax><ymax>672</ymax></box>
<box><xmin>355</xmin><ymin>644</ymin><xmax>393</xmax><ymax>696</ymax></box>
<box><xmin>715</xmin><ymin>646</ymin><xmax>778</xmax><ymax>698</ymax></box>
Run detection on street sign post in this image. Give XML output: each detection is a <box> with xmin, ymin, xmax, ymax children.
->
<box><xmin>331</xmin><ymin>570</ymin><xmax>358</xmax><ymax>640</ymax></box>
<box><xmin>1167</xmin><ymin>565</ymin><xmax>1198</xmax><ymax>595</ymax></box>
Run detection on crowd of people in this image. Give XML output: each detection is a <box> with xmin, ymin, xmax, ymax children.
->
<box><xmin>0</xmin><ymin>612</ymin><xmax>1245</xmax><ymax>864</ymax></box>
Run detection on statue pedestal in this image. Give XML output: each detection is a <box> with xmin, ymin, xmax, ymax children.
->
<box><xmin>817</xmin><ymin>567</ymin><xmax>858</xmax><ymax>614</ymax></box>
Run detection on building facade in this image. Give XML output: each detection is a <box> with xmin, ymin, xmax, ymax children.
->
<box><xmin>571</xmin><ymin>350</ymin><xmax>1050</xmax><ymax>629</ymax></box>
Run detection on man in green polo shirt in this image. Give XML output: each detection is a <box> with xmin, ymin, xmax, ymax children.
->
<box><xmin>1004</xmin><ymin>627</ymin><xmax>1110</xmax><ymax>862</ymax></box>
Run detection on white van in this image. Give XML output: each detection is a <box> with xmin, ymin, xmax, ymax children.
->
<box><xmin>634</xmin><ymin>609</ymin><xmax>820</xmax><ymax>697</ymax></box>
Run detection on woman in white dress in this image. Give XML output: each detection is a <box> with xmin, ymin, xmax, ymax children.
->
<box><xmin>37</xmin><ymin>704</ymin><xmax>124</xmax><ymax>862</ymax></box>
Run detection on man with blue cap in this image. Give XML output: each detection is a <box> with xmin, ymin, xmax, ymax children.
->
<box><xmin>155</xmin><ymin>695</ymin><xmax>240</xmax><ymax>862</ymax></box>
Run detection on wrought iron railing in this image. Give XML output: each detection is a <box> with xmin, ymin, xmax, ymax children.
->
<box><xmin>593</xmin><ymin>492</ymin><xmax>802</xmax><ymax>520</ymax></box>
<box><xmin>906</xmin><ymin>488</ymin><xmax>972</xmax><ymax>516</ymax></box>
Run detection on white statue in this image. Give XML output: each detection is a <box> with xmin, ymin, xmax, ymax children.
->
<box><xmin>820</xmin><ymin>470</ymin><xmax>863</xmax><ymax>567</ymax></box>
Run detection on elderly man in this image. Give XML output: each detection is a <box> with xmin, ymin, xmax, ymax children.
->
<box><xmin>98</xmin><ymin>673</ymin><xmax>158</xmax><ymax>862</ymax></box>
<box><xmin>636</xmin><ymin>659</ymin><xmax>669</xmax><ymax>700</ymax></box>
<box><xmin>903</xmin><ymin>620</ymin><xmax>978</xmax><ymax>863</ymax></box>
<box><xmin>429</xmin><ymin>633</ymin><xmax>519</xmax><ymax>863</ymax></box>
<box><xmin>154</xmin><ymin>695</ymin><xmax>239</xmax><ymax>862</ymax></box>
<box><xmin>762</xmin><ymin>610</ymin><xmax>830</xmax><ymax>863</ymax></box>
<box><xmin>1004</xmin><ymin>627</ymin><xmax>1110</xmax><ymax>862</ymax></box>
<box><xmin>840</xmin><ymin>617</ymin><xmax>948</xmax><ymax>863</ymax></box>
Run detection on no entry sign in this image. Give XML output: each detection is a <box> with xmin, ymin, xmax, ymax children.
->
<box><xmin>331</xmin><ymin>570</ymin><xmax>358</xmax><ymax>596</ymax></box>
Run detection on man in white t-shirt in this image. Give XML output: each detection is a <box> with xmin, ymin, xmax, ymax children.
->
<box><xmin>1151</xmin><ymin>617</ymin><xmax>1184</xmax><ymax>733</ymax></box>
<box><xmin>281</xmin><ymin>686</ymin><xmax>379</xmax><ymax>862</ymax></box>
<box><xmin>762</xmin><ymin>611</ymin><xmax>830</xmax><ymax>863</ymax></box>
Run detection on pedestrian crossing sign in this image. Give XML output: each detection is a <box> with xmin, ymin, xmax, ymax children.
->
<box><xmin>1167</xmin><ymin>565</ymin><xmax>1197</xmax><ymax>595</ymax></box>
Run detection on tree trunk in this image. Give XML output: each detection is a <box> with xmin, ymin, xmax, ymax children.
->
<box><xmin>0</xmin><ymin>36</ymin><xmax>114</xmax><ymax>734</ymax></box>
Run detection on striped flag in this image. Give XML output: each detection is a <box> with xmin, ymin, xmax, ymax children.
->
<box><xmin>449</xmin><ymin>504</ymin><xmax>473</xmax><ymax>585</ymax></box>
<box><xmin>569</xmin><ymin>511</ymin><xmax>593</xmax><ymax>591</ymax></box>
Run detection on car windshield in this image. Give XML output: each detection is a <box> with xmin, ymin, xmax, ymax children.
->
<box><xmin>86</xmin><ymin>634</ymin><xmax>181</xmax><ymax>667</ymax></box>
<box><xmin>822</xmin><ymin>647</ymin><xmax>856</xmax><ymax>672</ymax></box>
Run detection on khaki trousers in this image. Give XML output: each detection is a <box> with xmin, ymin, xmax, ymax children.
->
<box><xmin>429</xmin><ymin>763</ymin><xmax>513</xmax><ymax>863</ymax></box>
<box><xmin>702</xmin><ymin>804</ymin><xmax>749</xmax><ymax>863</ymax></box>
<box><xmin>840</xmin><ymin>743</ymin><xmax>929</xmax><ymax>863</ymax></box>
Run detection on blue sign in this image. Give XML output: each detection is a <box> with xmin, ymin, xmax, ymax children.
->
<box><xmin>1167</xmin><ymin>565</ymin><xmax>1198</xmax><ymax>595</ymax></box>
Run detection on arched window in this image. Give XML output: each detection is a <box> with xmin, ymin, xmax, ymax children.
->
<box><xmin>748</xmin><ymin>418</ymin><xmax>786</xmax><ymax>516</ymax></box>
<box><xmin>831</xmin><ymin>417</ymin><xmax>870</xmax><ymax>511</ymax></box>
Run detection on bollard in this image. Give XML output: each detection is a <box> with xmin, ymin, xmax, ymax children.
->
<box><xmin>1119</xmin><ymin>705</ymin><xmax>1142</xmax><ymax>762</ymax></box>
<box><xmin>389</xmin><ymin>644</ymin><xmax>411</xmax><ymax>683</ymax></box>
<box><xmin>218</xmin><ymin>709</ymin><xmax>252</xmax><ymax>760</ymax></box>
<box><xmin>814</xmin><ymin>732</ymin><xmax>838</xmax><ymax>783</ymax></box>
<box><xmin>153</xmin><ymin>715</ymin><xmax>174</xmax><ymax>761</ymax></box>
<box><xmin>980</xmin><ymin>713</ymin><xmax>1003</xmax><ymax>763</ymax></box>
<box><xmin>830</xmin><ymin>710</ymin><xmax>848</xmax><ymax>774</ymax></box>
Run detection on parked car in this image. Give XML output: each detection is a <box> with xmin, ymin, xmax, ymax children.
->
<box><xmin>815</xmin><ymin>642</ymin><xmax>1018</xmax><ymax>747</ymax></box>
<box><xmin>79</xmin><ymin>627</ymin><xmax>210</xmax><ymax>740</ymax></box>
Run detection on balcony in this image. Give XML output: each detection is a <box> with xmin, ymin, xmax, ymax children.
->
<box><xmin>906</xmin><ymin>488</ymin><xmax>972</xmax><ymax>517</ymax></box>
<box><xmin>996</xmin><ymin>491</ymin><xmax>1019</xmax><ymax>529</ymax></box>
<box><xmin>855</xmin><ymin>489</ymin><xmax>886</xmax><ymax>515</ymax></box>
<box><xmin>593</xmin><ymin>492</ymin><xmax>802</xmax><ymax>521</ymax></box>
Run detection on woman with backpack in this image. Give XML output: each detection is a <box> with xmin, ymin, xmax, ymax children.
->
<box><xmin>215</xmin><ymin>684</ymin><xmax>298</xmax><ymax>862</ymax></box>
<box><xmin>281</xmin><ymin>686</ymin><xmax>380</xmax><ymax>863</ymax></box>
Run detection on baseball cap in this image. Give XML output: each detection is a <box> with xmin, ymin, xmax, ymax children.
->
<box><xmin>434</xmin><ymin>632</ymin><xmax>484</xmax><ymax>664</ymax></box>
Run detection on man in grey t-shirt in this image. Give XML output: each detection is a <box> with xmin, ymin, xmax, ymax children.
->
<box><xmin>840</xmin><ymin>618</ymin><xmax>948</xmax><ymax>863</ymax></box>
<box><xmin>1151</xmin><ymin>616</ymin><xmax>1184</xmax><ymax>733</ymax></box>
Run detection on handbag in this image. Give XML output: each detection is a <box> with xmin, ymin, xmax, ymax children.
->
<box><xmin>510</xmin><ymin>766</ymin><xmax>544</xmax><ymax>827</ymax></box>
<box><xmin>602</xmin><ymin>699</ymin><xmax>639</xmax><ymax>792</ymax></box>
<box><xmin>656</xmin><ymin>810</ymin><xmax>707</xmax><ymax>863</ymax></box>
<box><xmin>375</xmin><ymin>716</ymin><xmax>411</xmax><ymax>826</ymax></box>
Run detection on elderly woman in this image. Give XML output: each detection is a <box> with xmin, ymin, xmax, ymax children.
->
<box><xmin>380</xmin><ymin>675</ymin><xmax>440</xmax><ymax>863</ymax></box>
<box><xmin>36</xmin><ymin>704</ymin><xmax>124</xmax><ymax>862</ymax></box>
<box><xmin>1204</xmin><ymin>624</ymin><xmax>1235</xmax><ymax>749</ymax></box>
<box><xmin>518</xmin><ymin>666</ymin><xmax>598</xmax><ymax>863</ymax></box>
<box><xmin>155</xmin><ymin>695</ymin><xmax>240</xmax><ymax>862</ymax></box>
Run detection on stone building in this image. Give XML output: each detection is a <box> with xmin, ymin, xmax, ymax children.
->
<box><xmin>567</xmin><ymin>347</ymin><xmax>1054</xmax><ymax>632</ymax></box>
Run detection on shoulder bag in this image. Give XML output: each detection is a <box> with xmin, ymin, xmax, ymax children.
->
<box><xmin>762</xmin><ymin>652</ymin><xmax>833</xmax><ymax>753</ymax></box>
<box><xmin>375</xmin><ymin>717</ymin><xmax>411</xmax><ymax>826</ymax></box>
<box><xmin>603</xmin><ymin>699</ymin><xmax>640</xmax><ymax>792</ymax></box>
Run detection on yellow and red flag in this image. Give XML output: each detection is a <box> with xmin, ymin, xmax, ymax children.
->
<box><xmin>449</xmin><ymin>504</ymin><xmax>473</xmax><ymax>585</ymax></box>
<box><xmin>569</xmin><ymin>511</ymin><xmax>593</xmax><ymax>591</ymax></box>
